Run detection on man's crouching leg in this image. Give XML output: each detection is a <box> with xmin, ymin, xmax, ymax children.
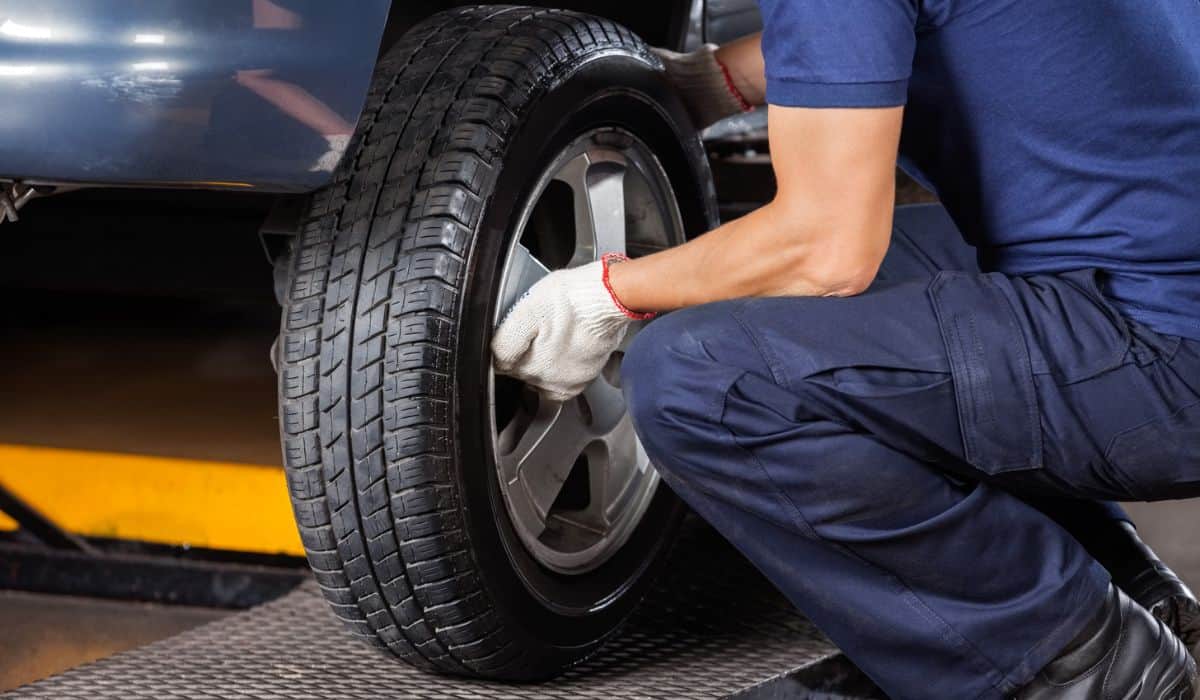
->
<box><xmin>620</xmin><ymin>298</ymin><xmax>1194</xmax><ymax>699</ymax></box>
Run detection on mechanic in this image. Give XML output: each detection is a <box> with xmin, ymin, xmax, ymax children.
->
<box><xmin>492</xmin><ymin>2</ymin><xmax>1200</xmax><ymax>698</ymax></box>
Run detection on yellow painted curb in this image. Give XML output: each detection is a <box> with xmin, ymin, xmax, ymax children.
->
<box><xmin>0</xmin><ymin>444</ymin><xmax>303</xmax><ymax>556</ymax></box>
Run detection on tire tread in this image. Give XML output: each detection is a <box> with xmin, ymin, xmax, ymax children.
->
<box><xmin>279</xmin><ymin>6</ymin><xmax>655</xmax><ymax>678</ymax></box>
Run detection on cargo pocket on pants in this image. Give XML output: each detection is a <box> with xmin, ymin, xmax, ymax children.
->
<box><xmin>928</xmin><ymin>272</ymin><xmax>1043</xmax><ymax>474</ymax></box>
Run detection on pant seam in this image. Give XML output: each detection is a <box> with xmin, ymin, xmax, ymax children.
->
<box><xmin>983</xmin><ymin>273</ymin><xmax>1044</xmax><ymax>469</ymax></box>
<box><xmin>994</xmin><ymin>563</ymin><xmax>1110</xmax><ymax>694</ymax></box>
<box><xmin>729</xmin><ymin>305</ymin><xmax>791</xmax><ymax>389</ymax></box>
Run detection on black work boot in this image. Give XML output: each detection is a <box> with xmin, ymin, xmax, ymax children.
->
<box><xmin>1106</xmin><ymin>521</ymin><xmax>1200</xmax><ymax>653</ymax></box>
<box><xmin>1039</xmin><ymin>499</ymin><xmax>1200</xmax><ymax>654</ymax></box>
<box><xmin>1016</xmin><ymin>584</ymin><xmax>1197</xmax><ymax>699</ymax></box>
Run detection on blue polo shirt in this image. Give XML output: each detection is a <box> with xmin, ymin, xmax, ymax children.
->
<box><xmin>759</xmin><ymin>0</ymin><xmax>1200</xmax><ymax>341</ymax></box>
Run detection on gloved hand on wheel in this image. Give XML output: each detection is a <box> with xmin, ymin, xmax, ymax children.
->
<box><xmin>492</xmin><ymin>254</ymin><xmax>652</xmax><ymax>402</ymax></box>
<box><xmin>651</xmin><ymin>43</ymin><xmax>752</xmax><ymax>129</ymax></box>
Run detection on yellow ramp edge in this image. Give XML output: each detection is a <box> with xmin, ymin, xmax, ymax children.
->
<box><xmin>0</xmin><ymin>444</ymin><xmax>303</xmax><ymax>556</ymax></box>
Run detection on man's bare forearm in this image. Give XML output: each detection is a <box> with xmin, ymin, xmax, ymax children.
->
<box><xmin>608</xmin><ymin>203</ymin><xmax>883</xmax><ymax>312</ymax></box>
<box><xmin>608</xmin><ymin>106</ymin><xmax>901</xmax><ymax>313</ymax></box>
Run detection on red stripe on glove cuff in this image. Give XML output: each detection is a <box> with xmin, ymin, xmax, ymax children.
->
<box><xmin>601</xmin><ymin>253</ymin><xmax>657</xmax><ymax>321</ymax></box>
<box><xmin>716</xmin><ymin>59</ymin><xmax>753</xmax><ymax>113</ymax></box>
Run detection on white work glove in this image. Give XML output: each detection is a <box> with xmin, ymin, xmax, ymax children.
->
<box><xmin>492</xmin><ymin>258</ymin><xmax>645</xmax><ymax>402</ymax></box>
<box><xmin>651</xmin><ymin>44</ymin><xmax>751</xmax><ymax>129</ymax></box>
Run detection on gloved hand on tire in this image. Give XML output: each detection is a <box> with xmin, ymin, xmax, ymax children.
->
<box><xmin>492</xmin><ymin>254</ymin><xmax>651</xmax><ymax>402</ymax></box>
<box><xmin>651</xmin><ymin>44</ymin><xmax>752</xmax><ymax>128</ymax></box>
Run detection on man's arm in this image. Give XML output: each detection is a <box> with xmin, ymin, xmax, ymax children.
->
<box><xmin>492</xmin><ymin>103</ymin><xmax>903</xmax><ymax>400</ymax></box>
<box><xmin>608</xmin><ymin>104</ymin><xmax>903</xmax><ymax>310</ymax></box>
<box><xmin>623</xmin><ymin>25</ymin><xmax>899</xmax><ymax>309</ymax></box>
<box><xmin>493</xmin><ymin>10</ymin><xmax>913</xmax><ymax>401</ymax></box>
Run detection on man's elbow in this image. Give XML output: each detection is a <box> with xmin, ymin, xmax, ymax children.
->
<box><xmin>775</xmin><ymin>230</ymin><xmax>885</xmax><ymax>298</ymax></box>
<box><xmin>816</xmin><ymin>262</ymin><xmax>878</xmax><ymax>297</ymax></box>
<box><xmin>766</xmin><ymin>200</ymin><xmax>890</xmax><ymax>299</ymax></box>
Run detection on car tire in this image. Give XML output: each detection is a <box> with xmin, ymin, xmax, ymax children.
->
<box><xmin>277</xmin><ymin>5</ymin><xmax>717</xmax><ymax>680</ymax></box>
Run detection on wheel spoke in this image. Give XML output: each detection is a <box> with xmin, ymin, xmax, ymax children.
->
<box><xmin>496</xmin><ymin>243</ymin><xmax>550</xmax><ymax>324</ymax></box>
<box><xmin>584</xmin><ymin>161</ymin><xmax>627</xmax><ymax>259</ymax></box>
<box><xmin>497</xmin><ymin>399</ymin><xmax>591</xmax><ymax>538</ymax></box>
<box><xmin>580</xmin><ymin>368</ymin><xmax>651</xmax><ymax>529</ymax></box>
<box><xmin>555</xmin><ymin>151</ymin><xmax>627</xmax><ymax>265</ymax></box>
<box><xmin>585</xmin><ymin>415</ymin><xmax>650</xmax><ymax>530</ymax></box>
<box><xmin>580</xmin><ymin>373</ymin><xmax>626</xmax><ymax>434</ymax></box>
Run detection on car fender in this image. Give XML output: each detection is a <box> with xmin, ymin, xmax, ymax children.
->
<box><xmin>0</xmin><ymin>1</ymin><xmax>390</xmax><ymax>192</ymax></box>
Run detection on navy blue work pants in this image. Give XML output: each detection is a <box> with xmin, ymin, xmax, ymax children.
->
<box><xmin>622</xmin><ymin>204</ymin><xmax>1200</xmax><ymax>700</ymax></box>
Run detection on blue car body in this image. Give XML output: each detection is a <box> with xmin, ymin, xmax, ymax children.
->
<box><xmin>0</xmin><ymin>1</ymin><xmax>391</xmax><ymax>192</ymax></box>
<box><xmin>0</xmin><ymin>1</ymin><xmax>760</xmax><ymax>195</ymax></box>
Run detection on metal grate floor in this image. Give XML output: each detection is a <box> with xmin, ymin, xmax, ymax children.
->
<box><xmin>6</xmin><ymin>520</ymin><xmax>852</xmax><ymax>699</ymax></box>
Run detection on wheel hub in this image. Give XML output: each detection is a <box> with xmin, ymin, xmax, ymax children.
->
<box><xmin>489</xmin><ymin>129</ymin><xmax>684</xmax><ymax>576</ymax></box>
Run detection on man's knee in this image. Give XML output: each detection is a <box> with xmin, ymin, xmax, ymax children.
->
<box><xmin>620</xmin><ymin>302</ymin><xmax>753</xmax><ymax>458</ymax></box>
<box><xmin>620</xmin><ymin>302</ymin><xmax>944</xmax><ymax>532</ymax></box>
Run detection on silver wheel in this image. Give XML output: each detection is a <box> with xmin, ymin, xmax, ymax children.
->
<box><xmin>490</xmin><ymin>128</ymin><xmax>685</xmax><ymax>576</ymax></box>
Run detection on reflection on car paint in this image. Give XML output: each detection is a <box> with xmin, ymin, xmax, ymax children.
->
<box><xmin>0</xmin><ymin>0</ymin><xmax>391</xmax><ymax>192</ymax></box>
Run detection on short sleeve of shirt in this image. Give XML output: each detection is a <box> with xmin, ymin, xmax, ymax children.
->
<box><xmin>757</xmin><ymin>0</ymin><xmax>919</xmax><ymax>108</ymax></box>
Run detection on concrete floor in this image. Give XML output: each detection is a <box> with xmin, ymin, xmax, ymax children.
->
<box><xmin>0</xmin><ymin>591</ymin><xmax>226</xmax><ymax>692</ymax></box>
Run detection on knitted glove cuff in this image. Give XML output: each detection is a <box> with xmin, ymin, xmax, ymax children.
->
<box><xmin>557</xmin><ymin>260</ymin><xmax>635</xmax><ymax>339</ymax></box>
<box><xmin>652</xmin><ymin>43</ymin><xmax>752</xmax><ymax>128</ymax></box>
<box><xmin>601</xmin><ymin>254</ymin><xmax>656</xmax><ymax>321</ymax></box>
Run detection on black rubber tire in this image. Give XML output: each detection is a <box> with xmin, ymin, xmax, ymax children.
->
<box><xmin>277</xmin><ymin>6</ymin><xmax>717</xmax><ymax>680</ymax></box>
